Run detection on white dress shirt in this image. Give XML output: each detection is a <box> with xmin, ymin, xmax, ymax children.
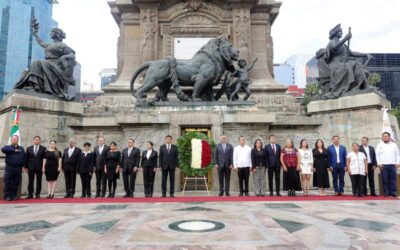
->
<box><xmin>347</xmin><ymin>151</ymin><xmax>366</xmax><ymax>175</ymax></box>
<box><xmin>99</xmin><ymin>145</ymin><xmax>104</xmax><ymax>155</ymax></box>
<box><xmin>68</xmin><ymin>147</ymin><xmax>75</xmax><ymax>157</ymax></box>
<box><xmin>335</xmin><ymin>145</ymin><xmax>340</xmax><ymax>163</ymax></box>
<box><xmin>376</xmin><ymin>141</ymin><xmax>400</xmax><ymax>165</ymax></box>
<box><xmin>362</xmin><ymin>145</ymin><xmax>372</xmax><ymax>164</ymax></box>
<box><xmin>128</xmin><ymin>147</ymin><xmax>133</xmax><ymax>157</ymax></box>
<box><xmin>146</xmin><ymin>150</ymin><xmax>152</xmax><ymax>159</ymax></box>
<box><xmin>233</xmin><ymin>144</ymin><xmax>252</xmax><ymax>168</ymax></box>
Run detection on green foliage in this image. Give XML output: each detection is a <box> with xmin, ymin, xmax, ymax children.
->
<box><xmin>302</xmin><ymin>82</ymin><xmax>319</xmax><ymax>106</ymax></box>
<box><xmin>177</xmin><ymin>131</ymin><xmax>215</xmax><ymax>177</ymax></box>
<box><xmin>390</xmin><ymin>103</ymin><xmax>400</xmax><ymax>125</ymax></box>
<box><xmin>368</xmin><ymin>72</ymin><xmax>381</xmax><ymax>87</ymax></box>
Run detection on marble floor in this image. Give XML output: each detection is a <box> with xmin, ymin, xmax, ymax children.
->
<box><xmin>0</xmin><ymin>194</ymin><xmax>399</xmax><ymax>250</ymax></box>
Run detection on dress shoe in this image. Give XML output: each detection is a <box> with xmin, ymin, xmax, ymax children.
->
<box><xmin>95</xmin><ymin>194</ymin><xmax>100</xmax><ymax>198</ymax></box>
<box><xmin>371</xmin><ymin>193</ymin><xmax>377</xmax><ymax>196</ymax></box>
<box><xmin>245</xmin><ymin>193</ymin><xmax>250</xmax><ymax>197</ymax></box>
<box><xmin>256</xmin><ymin>194</ymin><xmax>260</xmax><ymax>197</ymax></box>
<box><xmin>26</xmin><ymin>195</ymin><xmax>33</xmax><ymax>199</ymax></box>
<box><xmin>170</xmin><ymin>194</ymin><xmax>175</xmax><ymax>198</ymax></box>
<box><xmin>123</xmin><ymin>194</ymin><xmax>129</xmax><ymax>198</ymax></box>
<box><xmin>35</xmin><ymin>194</ymin><xmax>40</xmax><ymax>199</ymax></box>
<box><xmin>70</xmin><ymin>194</ymin><xmax>74</xmax><ymax>198</ymax></box>
<box><xmin>161</xmin><ymin>194</ymin><xmax>166</xmax><ymax>198</ymax></box>
<box><xmin>218</xmin><ymin>193</ymin><xmax>223</xmax><ymax>197</ymax></box>
<box><xmin>149</xmin><ymin>194</ymin><xmax>153</xmax><ymax>198</ymax></box>
<box><xmin>269</xmin><ymin>193</ymin><xmax>274</xmax><ymax>196</ymax></box>
<box><xmin>145</xmin><ymin>195</ymin><xmax>149</xmax><ymax>198</ymax></box>
<box><xmin>64</xmin><ymin>194</ymin><xmax>70</xmax><ymax>198</ymax></box>
<box><xmin>334</xmin><ymin>192</ymin><xmax>339</xmax><ymax>196</ymax></box>
<box><xmin>130</xmin><ymin>194</ymin><xmax>134</xmax><ymax>198</ymax></box>
<box><xmin>276</xmin><ymin>193</ymin><xmax>281</xmax><ymax>197</ymax></box>
<box><xmin>87</xmin><ymin>194</ymin><xmax>91</xmax><ymax>198</ymax></box>
<box><xmin>239</xmin><ymin>193</ymin><xmax>243</xmax><ymax>197</ymax></box>
<box><xmin>6</xmin><ymin>197</ymin><xmax>12</xmax><ymax>201</ymax></box>
<box><xmin>226</xmin><ymin>193</ymin><xmax>230</xmax><ymax>197</ymax></box>
<box><xmin>107</xmin><ymin>194</ymin><xmax>112</xmax><ymax>198</ymax></box>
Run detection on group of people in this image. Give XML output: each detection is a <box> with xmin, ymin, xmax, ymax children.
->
<box><xmin>214</xmin><ymin>133</ymin><xmax>399</xmax><ymax>198</ymax></box>
<box><xmin>2</xmin><ymin>132</ymin><xmax>399</xmax><ymax>201</ymax></box>
<box><xmin>2</xmin><ymin>135</ymin><xmax>178</xmax><ymax>201</ymax></box>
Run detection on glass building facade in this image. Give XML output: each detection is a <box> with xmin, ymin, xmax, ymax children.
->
<box><xmin>0</xmin><ymin>0</ymin><xmax>57</xmax><ymax>100</ymax></box>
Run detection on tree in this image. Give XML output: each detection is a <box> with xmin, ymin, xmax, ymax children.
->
<box><xmin>368</xmin><ymin>72</ymin><xmax>381</xmax><ymax>87</ymax></box>
<box><xmin>390</xmin><ymin>103</ymin><xmax>400</xmax><ymax>125</ymax></box>
<box><xmin>302</xmin><ymin>82</ymin><xmax>319</xmax><ymax>106</ymax></box>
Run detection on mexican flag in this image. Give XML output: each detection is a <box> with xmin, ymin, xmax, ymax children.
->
<box><xmin>382</xmin><ymin>108</ymin><xmax>395</xmax><ymax>142</ymax></box>
<box><xmin>191</xmin><ymin>138</ymin><xmax>212</xmax><ymax>169</ymax></box>
<box><xmin>7</xmin><ymin>107</ymin><xmax>22</xmax><ymax>145</ymax></box>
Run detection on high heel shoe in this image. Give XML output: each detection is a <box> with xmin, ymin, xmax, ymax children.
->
<box><xmin>51</xmin><ymin>194</ymin><xmax>54</xmax><ymax>199</ymax></box>
<box><xmin>47</xmin><ymin>195</ymin><xmax>51</xmax><ymax>199</ymax></box>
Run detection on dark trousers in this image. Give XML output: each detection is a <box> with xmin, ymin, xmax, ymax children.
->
<box><xmin>332</xmin><ymin>166</ymin><xmax>345</xmax><ymax>193</ymax></box>
<box><xmin>95</xmin><ymin>170</ymin><xmax>107</xmax><ymax>196</ymax></box>
<box><xmin>268</xmin><ymin>166</ymin><xmax>281</xmax><ymax>194</ymax></box>
<box><xmin>381</xmin><ymin>164</ymin><xmax>397</xmax><ymax>196</ymax></box>
<box><xmin>350</xmin><ymin>174</ymin><xmax>365</xmax><ymax>196</ymax></box>
<box><xmin>143</xmin><ymin>167</ymin><xmax>156</xmax><ymax>195</ymax></box>
<box><xmin>80</xmin><ymin>173</ymin><xmax>92</xmax><ymax>197</ymax></box>
<box><xmin>364</xmin><ymin>164</ymin><xmax>376</xmax><ymax>195</ymax></box>
<box><xmin>108</xmin><ymin>179</ymin><xmax>117</xmax><ymax>195</ymax></box>
<box><xmin>237</xmin><ymin>167</ymin><xmax>250</xmax><ymax>194</ymax></box>
<box><xmin>161</xmin><ymin>167</ymin><xmax>175</xmax><ymax>195</ymax></box>
<box><xmin>28</xmin><ymin>168</ymin><xmax>42</xmax><ymax>196</ymax></box>
<box><xmin>64</xmin><ymin>169</ymin><xmax>77</xmax><ymax>195</ymax></box>
<box><xmin>218</xmin><ymin>166</ymin><xmax>231</xmax><ymax>194</ymax></box>
<box><xmin>3</xmin><ymin>166</ymin><xmax>22</xmax><ymax>199</ymax></box>
<box><xmin>122</xmin><ymin>170</ymin><xmax>137</xmax><ymax>196</ymax></box>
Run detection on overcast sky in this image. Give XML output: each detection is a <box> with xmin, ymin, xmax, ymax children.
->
<box><xmin>53</xmin><ymin>0</ymin><xmax>400</xmax><ymax>88</ymax></box>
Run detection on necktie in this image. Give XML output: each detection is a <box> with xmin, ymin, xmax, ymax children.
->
<box><xmin>167</xmin><ymin>144</ymin><xmax>170</xmax><ymax>153</ymax></box>
<box><xmin>34</xmin><ymin>146</ymin><xmax>38</xmax><ymax>156</ymax></box>
<box><xmin>272</xmin><ymin>144</ymin><xmax>276</xmax><ymax>154</ymax></box>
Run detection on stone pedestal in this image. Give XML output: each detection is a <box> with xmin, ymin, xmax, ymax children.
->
<box><xmin>0</xmin><ymin>90</ymin><xmax>84</xmax><ymax>196</ymax></box>
<box><xmin>307</xmin><ymin>93</ymin><xmax>400</xmax><ymax>193</ymax></box>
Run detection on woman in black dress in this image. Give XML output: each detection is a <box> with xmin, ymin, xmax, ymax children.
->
<box><xmin>42</xmin><ymin>140</ymin><xmax>62</xmax><ymax>198</ymax></box>
<box><xmin>312</xmin><ymin>139</ymin><xmax>330</xmax><ymax>195</ymax></box>
<box><xmin>105</xmin><ymin>142</ymin><xmax>121</xmax><ymax>198</ymax></box>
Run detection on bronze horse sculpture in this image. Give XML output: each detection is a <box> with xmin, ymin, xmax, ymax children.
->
<box><xmin>130</xmin><ymin>36</ymin><xmax>239</xmax><ymax>102</ymax></box>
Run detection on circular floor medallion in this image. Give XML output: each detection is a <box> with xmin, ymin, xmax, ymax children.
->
<box><xmin>168</xmin><ymin>220</ymin><xmax>225</xmax><ymax>233</ymax></box>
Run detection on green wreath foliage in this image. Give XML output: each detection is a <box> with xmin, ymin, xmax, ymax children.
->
<box><xmin>177</xmin><ymin>131</ymin><xmax>215</xmax><ymax>177</ymax></box>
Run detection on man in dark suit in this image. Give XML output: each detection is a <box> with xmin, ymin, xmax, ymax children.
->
<box><xmin>359</xmin><ymin>137</ymin><xmax>378</xmax><ymax>196</ymax></box>
<box><xmin>24</xmin><ymin>136</ymin><xmax>46</xmax><ymax>199</ymax></box>
<box><xmin>265</xmin><ymin>135</ymin><xmax>282</xmax><ymax>196</ymax></box>
<box><xmin>93</xmin><ymin>137</ymin><xmax>110</xmax><ymax>197</ymax></box>
<box><xmin>62</xmin><ymin>139</ymin><xmax>82</xmax><ymax>198</ymax></box>
<box><xmin>159</xmin><ymin>135</ymin><xmax>179</xmax><ymax>198</ymax></box>
<box><xmin>214</xmin><ymin>135</ymin><xmax>234</xmax><ymax>196</ymax></box>
<box><xmin>120</xmin><ymin>138</ymin><xmax>140</xmax><ymax>198</ymax></box>
<box><xmin>327</xmin><ymin>135</ymin><xmax>347</xmax><ymax>195</ymax></box>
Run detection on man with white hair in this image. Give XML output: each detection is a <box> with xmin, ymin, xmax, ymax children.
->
<box><xmin>1</xmin><ymin>135</ymin><xmax>26</xmax><ymax>201</ymax></box>
<box><xmin>62</xmin><ymin>139</ymin><xmax>81</xmax><ymax>198</ymax></box>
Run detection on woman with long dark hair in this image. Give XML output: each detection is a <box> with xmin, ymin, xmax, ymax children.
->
<box><xmin>42</xmin><ymin>140</ymin><xmax>62</xmax><ymax>198</ymax></box>
<box><xmin>105</xmin><ymin>142</ymin><xmax>120</xmax><ymax>198</ymax></box>
<box><xmin>312</xmin><ymin>139</ymin><xmax>330</xmax><ymax>195</ymax></box>
<box><xmin>251</xmin><ymin>139</ymin><xmax>267</xmax><ymax>196</ymax></box>
<box><xmin>299</xmin><ymin>139</ymin><xmax>313</xmax><ymax>196</ymax></box>
<box><xmin>281</xmin><ymin>139</ymin><xmax>301</xmax><ymax>196</ymax></box>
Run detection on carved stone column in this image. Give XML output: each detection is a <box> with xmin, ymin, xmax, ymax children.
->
<box><xmin>230</xmin><ymin>0</ymin><xmax>253</xmax><ymax>62</ymax></box>
<box><xmin>137</xmin><ymin>1</ymin><xmax>160</xmax><ymax>64</ymax></box>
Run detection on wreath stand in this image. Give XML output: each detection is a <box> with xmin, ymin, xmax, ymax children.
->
<box><xmin>182</xmin><ymin>175</ymin><xmax>210</xmax><ymax>196</ymax></box>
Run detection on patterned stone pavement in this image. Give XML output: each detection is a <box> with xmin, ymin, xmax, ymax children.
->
<box><xmin>0</xmin><ymin>199</ymin><xmax>399</xmax><ymax>250</ymax></box>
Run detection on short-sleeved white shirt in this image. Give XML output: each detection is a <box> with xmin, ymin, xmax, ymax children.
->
<box><xmin>347</xmin><ymin>151</ymin><xmax>366</xmax><ymax>175</ymax></box>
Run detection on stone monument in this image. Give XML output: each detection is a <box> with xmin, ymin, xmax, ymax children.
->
<box><xmin>1</xmin><ymin>1</ymin><xmax>399</xmax><ymax>195</ymax></box>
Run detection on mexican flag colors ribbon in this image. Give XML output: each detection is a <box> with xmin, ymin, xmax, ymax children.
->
<box><xmin>8</xmin><ymin>107</ymin><xmax>22</xmax><ymax>145</ymax></box>
<box><xmin>191</xmin><ymin>138</ymin><xmax>212</xmax><ymax>169</ymax></box>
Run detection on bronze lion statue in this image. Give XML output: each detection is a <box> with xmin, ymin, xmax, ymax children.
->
<box><xmin>130</xmin><ymin>36</ymin><xmax>239</xmax><ymax>102</ymax></box>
